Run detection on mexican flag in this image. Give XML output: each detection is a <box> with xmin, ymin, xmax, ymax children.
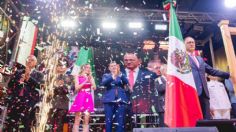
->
<box><xmin>164</xmin><ymin>4</ymin><xmax>203</xmax><ymax>127</ymax></box>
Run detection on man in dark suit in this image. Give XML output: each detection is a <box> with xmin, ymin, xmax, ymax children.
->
<box><xmin>184</xmin><ymin>36</ymin><xmax>230</xmax><ymax>119</ymax></box>
<box><xmin>101</xmin><ymin>61</ymin><xmax>129</xmax><ymax>132</ymax></box>
<box><xmin>5</xmin><ymin>55</ymin><xmax>44</xmax><ymax>131</ymax></box>
<box><xmin>121</xmin><ymin>52</ymin><xmax>157</xmax><ymax>128</ymax></box>
<box><xmin>154</xmin><ymin>64</ymin><xmax>167</xmax><ymax>127</ymax></box>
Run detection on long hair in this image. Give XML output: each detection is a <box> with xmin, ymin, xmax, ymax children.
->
<box><xmin>79</xmin><ymin>64</ymin><xmax>90</xmax><ymax>75</ymax></box>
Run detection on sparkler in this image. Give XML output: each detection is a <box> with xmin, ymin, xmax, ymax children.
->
<box><xmin>33</xmin><ymin>34</ymin><xmax>67</xmax><ymax>132</ymax></box>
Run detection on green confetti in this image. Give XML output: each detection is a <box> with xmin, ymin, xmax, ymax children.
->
<box><xmin>19</xmin><ymin>125</ymin><xmax>25</xmax><ymax>128</ymax></box>
<box><xmin>98</xmin><ymin>93</ymin><xmax>102</xmax><ymax>97</ymax></box>
<box><xmin>151</xmin><ymin>105</ymin><xmax>157</xmax><ymax>114</ymax></box>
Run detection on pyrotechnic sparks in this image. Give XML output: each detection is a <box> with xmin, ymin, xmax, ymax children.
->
<box><xmin>33</xmin><ymin>34</ymin><xmax>67</xmax><ymax>132</ymax></box>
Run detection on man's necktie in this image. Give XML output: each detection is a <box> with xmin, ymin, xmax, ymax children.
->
<box><xmin>129</xmin><ymin>70</ymin><xmax>134</xmax><ymax>90</ymax></box>
<box><xmin>191</xmin><ymin>54</ymin><xmax>199</xmax><ymax>68</ymax></box>
<box><xmin>19</xmin><ymin>85</ymin><xmax>25</xmax><ymax>96</ymax></box>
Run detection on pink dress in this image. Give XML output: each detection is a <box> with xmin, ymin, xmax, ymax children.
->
<box><xmin>69</xmin><ymin>76</ymin><xmax>94</xmax><ymax>113</ymax></box>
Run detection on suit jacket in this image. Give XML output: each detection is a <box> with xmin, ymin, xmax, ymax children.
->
<box><xmin>122</xmin><ymin>67</ymin><xmax>158</xmax><ymax>114</ymax></box>
<box><xmin>30</xmin><ymin>69</ymin><xmax>44</xmax><ymax>84</ymax></box>
<box><xmin>101</xmin><ymin>73</ymin><xmax>129</xmax><ymax>104</ymax></box>
<box><xmin>154</xmin><ymin>76</ymin><xmax>166</xmax><ymax>113</ymax></box>
<box><xmin>52</xmin><ymin>74</ymin><xmax>72</xmax><ymax>110</ymax></box>
<box><xmin>6</xmin><ymin>69</ymin><xmax>44</xmax><ymax>108</ymax></box>
<box><xmin>189</xmin><ymin>55</ymin><xmax>230</xmax><ymax>98</ymax></box>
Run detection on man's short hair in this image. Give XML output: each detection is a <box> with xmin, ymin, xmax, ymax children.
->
<box><xmin>184</xmin><ymin>36</ymin><xmax>195</xmax><ymax>43</ymax></box>
<box><xmin>109</xmin><ymin>61</ymin><xmax>117</xmax><ymax>64</ymax></box>
<box><xmin>26</xmin><ymin>55</ymin><xmax>37</xmax><ymax>62</ymax></box>
<box><xmin>124</xmin><ymin>51</ymin><xmax>142</xmax><ymax>59</ymax></box>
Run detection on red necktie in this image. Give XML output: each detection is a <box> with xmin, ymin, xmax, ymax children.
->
<box><xmin>129</xmin><ymin>70</ymin><xmax>134</xmax><ymax>89</ymax></box>
<box><xmin>19</xmin><ymin>86</ymin><xmax>25</xmax><ymax>96</ymax></box>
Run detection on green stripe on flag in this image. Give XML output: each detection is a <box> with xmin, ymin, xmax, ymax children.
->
<box><xmin>169</xmin><ymin>5</ymin><xmax>183</xmax><ymax>41</ymax></box>
<box><xmin>72</xmin><ymin>46</ymin><xmax>96</xmax><ymax>82</ymax></box>
<box><xmin>75</xmin><ymin>47</ymin><xmax>92</xmax><ymax>66</ymax></box>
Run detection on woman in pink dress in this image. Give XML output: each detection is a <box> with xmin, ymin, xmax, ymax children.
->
<box><xmin>69</xmin><ymin>64</ymin><xmax>96</xmax><ymax>132</ymax></box>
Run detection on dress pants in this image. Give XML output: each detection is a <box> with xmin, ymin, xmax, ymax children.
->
<box><xmin>104</xmin><ymin>102</ymin><xmax>126</xmax><ymax>132</ymax></box>
<box><xmin>158</xmin><ymin>112</ymin><xmax>165</xmax><ymax>127</ymax></box>
<box><xmin>199</xmin><ymin>91</ymin><xmax>212</xmax><ymax>119</ymax></box>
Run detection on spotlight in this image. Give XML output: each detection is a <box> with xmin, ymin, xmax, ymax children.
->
<box><xmin>102</xmin><ymin>22</ymin><xmax>117</xmax><ymax>29</ymax></box>
<box><xmin>60</xmin><ymin>19</ymin><xmax>77</xmax><ymax>28</ymax></box>
<box><xmin>155</xmin><ymin>24</ymin><xmax>167</xmax><ymax>31</ymax></box>
<box><xmin>128</xmin><ymin>22</ymin><xmax>143</xmax><ymax>29</ymax></box>
<box><xmin>225</xmin><ymin>0</ymin><xmax>236</xmax><ymax>8</ymax></box>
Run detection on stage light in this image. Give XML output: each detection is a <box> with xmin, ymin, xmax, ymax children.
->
<box><xmin>225</xmin><ymin>0</ymin><xmax>236</xmax><ymax>8</ymax></box>
<box><xmin>162</xmin><ymin>13</ymin><xmax>167</xmax><ymax>21</ymax></box>
<box><xmin>155</xmin><ymin>24</ymin><xmax>167</xmax><ymax>30</ymax></box>
<box><xmin>128</xmin><ymin>22</ymin><xmax>143</xmax><ymax>29</ymax></box>
<box><xmin>60</xmin><ymin>19</ymin><xmax>77</xmax><ymax>28</ymax></box>
<box><xmin>102</xmin><ymin>22</ymin><xmax>117</xmax><ymax>29</ymax></box>
<box><xmin>159</xmin><ymin>41</ymin><xmax>168</xmax><ymax>45</ymax></box>
<box><xmin>159</xmin><ymin>41</ymin><xmax>169</xmax><ymax>50</ymax></box>
<box><xmin>143</xmin><ymin>40</ymin><xmax>155</xmax><ymax>50</ymax></box>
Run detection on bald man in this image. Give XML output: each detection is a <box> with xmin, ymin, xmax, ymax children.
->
<box><xmin>185</xmin><ymin>36</ymin><xmax>230</xmax><ymax>119</ymax></box>
<box><xmin>5</xmin><ymin>55</ymin><xmax>44</xmax><ymax>131</ymax></box>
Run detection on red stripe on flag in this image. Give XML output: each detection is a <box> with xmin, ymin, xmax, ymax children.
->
<box><xmin>31</xmin><ymin>26</ymin><xmax>38</xmax><ymax>55</ymax></box>
<box><xmin>164</xmin><ymin>75</ymin><xmax>203</xmax><ymax>127</ymax></box>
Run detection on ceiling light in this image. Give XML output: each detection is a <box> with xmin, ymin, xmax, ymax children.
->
<box><xmin>225</xmin><ymin>0</ymin><xmax>236</xmax><ymax>8</ymax></box>
<box><xmin>102</xmin><ymin>22</ymin><xmax>117</xmax><ymax>29</ymax></box>
<box><xmin>129</xmin><ymin>22</ymin><xmax>143</xmax><ymax>29</ymax></box>
<box><xmin>60</xmin><ymin>19</ymin><xmax>77</xmax><ymax>28</ymax></box>
<box><xmin>143</xmin><ymin>40</ymin><xmax>155</xmax><ymax>50</ymax></box>
<box><xmin>159</xmin><ymin>41</ymin><xmax>169</xmax><ymax>50</ymax></box>
<box><xmin>155</xmin><ymin>24</ymin><xmax>167</xmax><ymax>30</ymax></box>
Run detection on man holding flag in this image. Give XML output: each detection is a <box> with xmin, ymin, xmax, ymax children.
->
<box><xmin>164</xmin><ymin>0</ymin><xmax>230</xmax><ymax>128</ymax></box>
<box><xmin>185</xmin><ymin>36</ymin><xmax>230</xmax><ymax>120</ymax></box>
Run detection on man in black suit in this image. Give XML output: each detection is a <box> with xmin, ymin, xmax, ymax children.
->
<box><xmin>184</xmin><ymin>36</ymin><xmax>230</xmax><ymax>119</ymax></box>
<box><xmin>122</xmin><ymin>52</ymin><xmax>157</xmax><ymax>128</ymax></box>
<box><xmin>5</xmin><ymin>55</ymin><xmax>44</xmax><ymax>131</ymax></box>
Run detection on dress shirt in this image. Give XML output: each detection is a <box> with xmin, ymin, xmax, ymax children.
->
<box><xmin>125</xmin><ymin>67</ymin><xmax>140</xmax><ymax>84</ymax></box>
